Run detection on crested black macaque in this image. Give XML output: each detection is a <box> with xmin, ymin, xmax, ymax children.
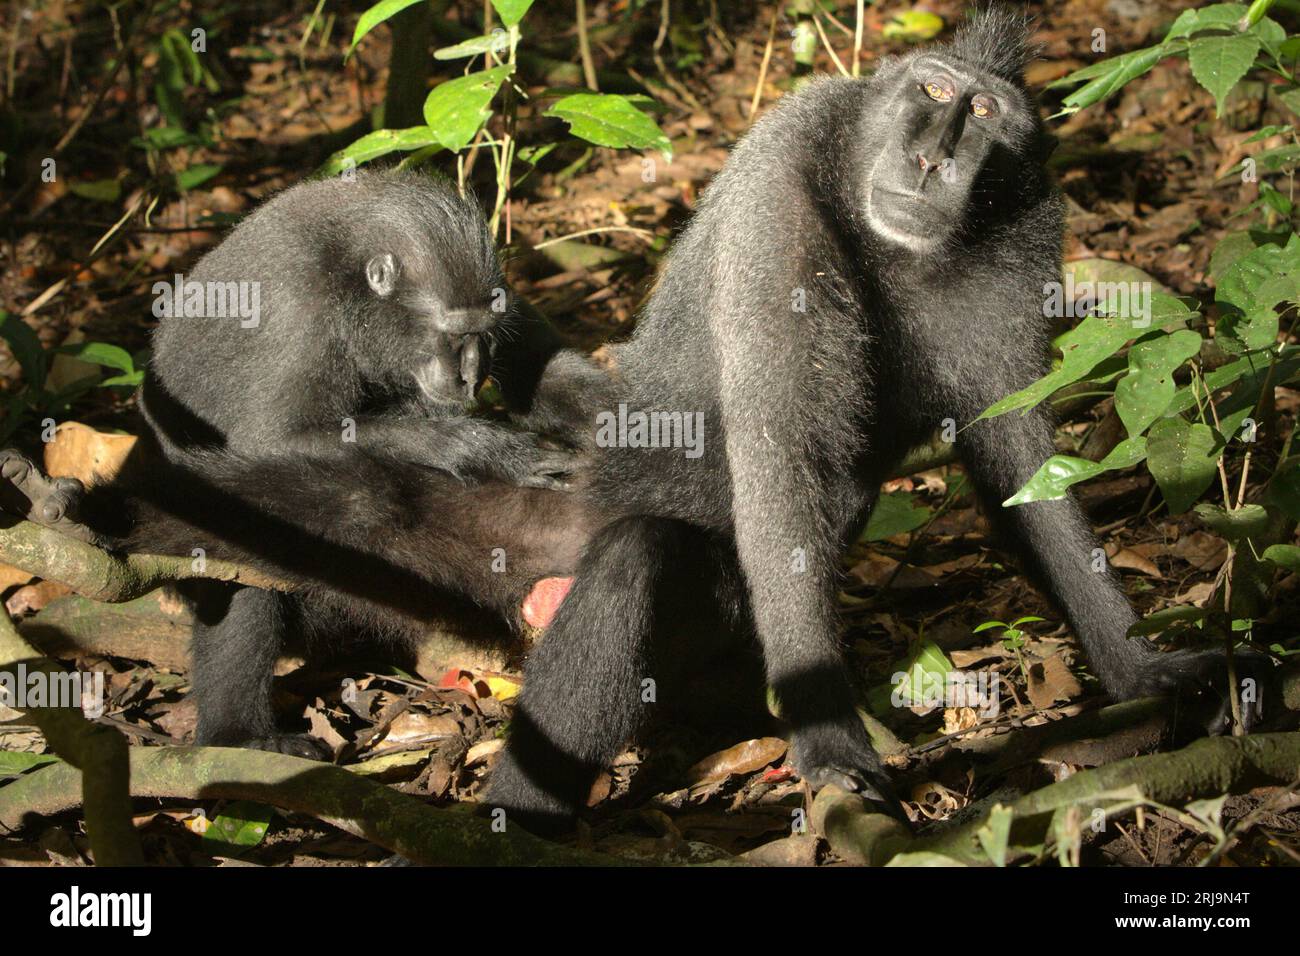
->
<box><xmin>0</xmin><ymin>169</ymin><xmax>601</xmax><ymax>755</ymax></box>
<box><xmin>482</xmin><ymin>5</ymin><xmax>1275</xmax><ymax>825</ymax></box>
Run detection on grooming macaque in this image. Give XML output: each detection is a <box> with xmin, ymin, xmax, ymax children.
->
<box><xmin>1</xmin><ymin>170</ymin><xmax>595</xmax><ymax>755</ymax></box>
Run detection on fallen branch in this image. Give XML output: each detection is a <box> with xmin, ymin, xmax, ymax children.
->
<box><xmin>0</xmin><ymin>745</ymin><xmax>627</xmax><ymax>866</ymax></box>
<box><xmin>0</xmin><ymin>518</ymin><xmax>286</xmax><ymax>602</ymax></box>
<box><xmin>0</xmin><ymin>609</ymin><xmax>142</xmax><ymax>864</ymax></box>
<box><xmin>816</xmin><ymin>731</ymin><xmax>1300</xmax><ymax>866</ymax></box>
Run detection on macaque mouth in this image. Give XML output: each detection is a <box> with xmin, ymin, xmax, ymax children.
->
<box><xmin>416</xmin><ymin>332</ymin><xmax>485</xmax><ymax>403</ymax></box>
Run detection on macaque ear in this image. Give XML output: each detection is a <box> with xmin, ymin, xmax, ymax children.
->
<box><xmin>365</xmin><ymin>253</ymin><xmax>399</xmax><ymax>297</ymax></box>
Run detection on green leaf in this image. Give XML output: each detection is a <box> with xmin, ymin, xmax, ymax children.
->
<box><xmin>1166</xmin><ymin>4</ymin><xmax>1251</xmax><ymax>40</ymax></box>
<box><xmin>1262</xmin><ymin>544</ymin><xmax>1300</xmax><ymax>571</ymax></box>
<box><xmin>174</xmin><ymin>163</ymin><xmax>222</xmax><ymax>192</ymax></box>
<box><xmin>1127</xmin><ymin>605</ymin><xmax>1207</xmax><ymax>637</ymax></box>
<box><xmin>881</xmin><ymin>11</ymin><xmax>945</xmax><ymax>42</ymax></box>
<box><xmin>977</xmin><ymin>314</ymin><xmax>1142</xmax><ymax>421</ymax></box>
<box><xmin>544</xmin><ymin>93</ymin><xmax>672</xmax><ymax>158</ymax></box>
<box><xmin>891</xmin><ymin>640</ymin><xmax>953</xmax><ymax>707</ymax></box>
<box><xmin>348</xmin><ymin>0</ymin><xmax>425</xmax><ymax>57</ymax></box>
<box><xmin>98</xmin><ymin>371</ymin><xmax>145</xmax><ymax>388</ymax></box>
<box><xmin>1215</xmin><ymin>235</ymin><xmax>1300</xmax><ymax>353</ymax></box>
<box><xmin>1194</xmin><ymin>502</ymin><xmax>1270</xmax><ymax>543</ymax></box>
<box><xmin>1057</xmin><ymin>44</ymin><xmax>1174</xmax><ymax>114</ymax></box>
<box><xmin>422</xmin><ymin>65</ymin><xmax>512</xmax><ymax>151</ymax></box>
<box><xmin>977</xmin><ymin>804</ymin><xmax>1014</xmax><ymax>867</ymax></box>
<box><xmin>1189</xmin><ymin>34</ymin><xmax>1262</xmax><ymax>116</ymax></box>
<box><xmin>1114</xmin><ymin>329</ymin><xmax>1202</xmax><ymax>437</ymax></box>
<box><xmin>490</xmin><ymin>0</ymin><xmax>535</xmax><ymax>28</ymax></box>
<box><xmin>68</xmin><ymin>178</ymin><xmax>121</xmax><ymax>202</ymax></box>
<box><xmin>53</xmin><ymin>342</ymin><xmax>135</xmax><ymax>374</ymax></box>
<box><xmin>318</xmin><ymin>127</ymin><xmax>443</xmax><ymax>176</ymax></box>
<box><xmin>1146</xmin><ymin>418</ymin><xmax>1222</xmax><ymax>513</ymax></box>
<box><xmin>1266</xmin><ymin>462</ymin><xmax>1300</xmax><ymax>520</ymax></box>
<box><xmin>0</xmin><ymin>311</ymin><xmax>47</xmax><ymax>390</ymax></box>
<box><xmin>1004</xmin><ymin>437</ymin><xmax>1148</xmax><ymax>505</ymax></box>
<box><xmin>434</xmin><ymin>32</ymin><xmax>511</xmax><ymax>60</ymax></box>
<box><xmin>860</xmin><ymin>490</ymin><xmax>931</xmax><ymax>541</ymax></box>
<box><xmin>203</xmin><ymin>801</ymin><xmax>274</xmax><ymax>847</ymax></box>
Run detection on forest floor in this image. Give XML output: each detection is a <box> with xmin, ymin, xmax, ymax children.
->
<box><xmin>1</xmin><ymin>0</ymin><xmax>1298</xmax><ymax>866</ymax></box>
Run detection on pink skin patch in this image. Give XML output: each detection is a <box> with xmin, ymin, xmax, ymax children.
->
<box><xmin>522</xmin><ymin>576</ymin><xmax>574</xmax><ymax>629</ymax></box>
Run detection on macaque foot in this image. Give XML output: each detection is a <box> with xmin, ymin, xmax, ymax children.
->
<box><xmin>790</xmin><ymin>719</ymin><xmax>905</xmax><ymax>820</ymax></box>
<box><xmin>483</xmin><ymin>746</ymin><xmax>582</xmax><ymax>836</ymax></box>
<box><xmin>1116</xmin><ymin>645</ymin><xmax>1276</xmax><ymax>735</ymax></box>
<box><xmin>0</xmin><ymin>449</ymin><xmax>97</xmax><ymax>543</ymax></box>
<box><xmin>239</xmin><ymin>733</ymin><xmax>334</xmax><ymax>761</ymax></box>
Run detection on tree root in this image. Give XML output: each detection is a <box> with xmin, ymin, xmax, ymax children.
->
<box><xmin>0</xmin><ymin>609</ymin><xmax>143</xmax><ymax>864</ymax></box>
<box><xmin>816</xmin><ymin>731</ymin><xmax>1300</xmax><ymax>866</ymax></box>
<box><xmin>0</xmin><ymin>518</ymin><xmax>286</xmax><ymax>602</ymax></box>
<box><xmin>0</xmin><ymin>744</ymin><xmax>627</xmax><ymax>866</ymax></box>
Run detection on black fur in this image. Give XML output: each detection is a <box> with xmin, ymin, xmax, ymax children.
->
<box><xmin>1</xmin><ymin>170</ymin><xmax>598</xmax><ymax>752</ymax></box>
<box><xmin>484</xmin><ymin>5</ymin><xmax>1272</xmax><ymax>827</ymax></box>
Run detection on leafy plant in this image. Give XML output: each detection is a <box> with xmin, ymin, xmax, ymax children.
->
<box><xmin>328</xmin><ymin>0</ymin><xmax>671</xmax><ymax>237</ymax></box>
<box><xmin>984</xmin><ymin>1</ymin><xmax>1300</xmax><ymax>646</ymax></box>
<box><xmin>973</xmin><ymin>616</ymin><xmax>1046</xmax><ymax>681</ymax></box>
<box><xmin>0</xmin><ymin>311</ymin><xmax>146</xmax><ymax>446</ymax></box>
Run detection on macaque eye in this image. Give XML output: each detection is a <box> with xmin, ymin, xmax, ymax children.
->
<box><xmin>970</xmin><ymin>94</ymin><xmax>998</xmax><ymax>119</ymax></box>
<box><xmin>923</xmin><ymin>80</ymin><xmax>952</xmax><ymax>102</ymax></box>
<box><xmin>365</xmin><ymin>253</ymin><xmax>399</xmax><ymax>297</ymax></box>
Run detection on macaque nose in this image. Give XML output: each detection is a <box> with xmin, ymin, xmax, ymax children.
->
<box><xmin>420</xmin><ymin>333</ymin><xmax>485</xmax><ymax>403</ymax></box>
<box><xmin>437</xmin><ymin>308</ymin><xmax>495</xmax><ymax>335</ymax></box>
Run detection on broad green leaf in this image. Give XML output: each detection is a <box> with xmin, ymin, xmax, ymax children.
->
<box><xmin>891</xmin><ymin>640</ymin><xmax>952</xmax><ymax>707</ymax></box>
<box><xmin>423</xmin><ymin>65</ymin><xmax>511</xmax><ymax>151</ymax></box>
<box><xmin>882</xmin><ymin>11</ymin><xmax>945</xmax><ymax>42</ymax></box>
<box><xmin>860</xmin><ymin>490</ymin><xmax>931</xmax><ymax>541</ymax></box>
<box><xmin>1210</xmin><ymin>230</ymin><xmax>1274</xmax><ymax>280</ymax></box>
<box><xmin>0</xmin><ymin>311</ymin><xmax>46</xmax><ymax>390</ymax></box>
<box><xmin>69</xmin><ymin>179</ymin><xmax>121</xmax><ymax>202</ymax></box>
<box><xmin>434</xmin><ymin>32</ymin><xmax>511</xmax><ymax>60</ymax></box>
<box><xmin>1194</xmin><ymin>502</ymin><xmax>1270</xmax><ymax>543</ymax></box>
<box><xmin>203</xmin><ymin>801</ymin><xmax>274</xmax><ymax>847</ymax></box>
<box><xmin>98</xmin><ymin>371</ymin><xmax>145</xmax><ymax>388</ymax></box>
<box><xmin>1217</xmin><ymin>233</ymin><xmax>1300</xmax><ymax>313</ymax></box>
<box><xmin>53</xmin><ymin>342</ymin><xmax>135</xmax><ymax>374</ymax></box>
<box><xmin>1114</xmin><ymin>329</ymin><xmax>1202</xmax><ymax>437</ymax></box>
<box><xmin>1146</xmin><ymin>417</ymin><xmax>1222</xmax><ymax>513</ymax></box>
<box><xmin>1266</xmin><ymin>462</ymin><xmax>1300</xmax><ymax>519</ymax></box>
<box><xmin>1216</xmin><ymin>235</ymin><xmax>1300</xmax><ymax>353</ymax></box>
<box><xmin>132</xmin><ymin>127</ymin><xmax>205</xmax><ymax>151</ymax></box>
<box><xmin>1189</xmin><ymin>34</ymin><xmax>1261</xmax><ymax>116</ymax></box>
<box><xmin>977</xmin><ymin>804</ymin><xmax>1014</xmax><ymax>867</ymax></box>
<box><xmin>490</xmin><ymin>0</ymin><xmax>534</xmax><ymax>27</ymax></box>
<box><xmin>977</xmin><ymin>314</ymin><xmax>1141</xmax><ymax>421</ymax></box>
<box><xmin>1004</xmin><ymin>436</ymin><xmax>1148</xmax><ymax>505</ymax></box>
<box><xmin>1262</xmin><ymin>544</ymin><xmax>1300</xmax><ymax>571</ymax></box>
<box><xmin>174</xmin><ymin>163</ymin><xmax>222</xmax><ymax>192</ymax></box>
<box><xmin>349</xmin><ymin>0</ymin><xmax>425</xmax><ymax>57</ymax></box>
<box><xmin>318</xmin><ymin>127</ymin><xmax>443</xmax><ymax>176</ymax></box>
<box><xmin>1166</xmin><ymin>4</ymin><xmax>1250</xmax><ymax>40</ymax></box>
<box><xmin>544</xmin><ymin>93</ymin><xmax>672</xmax><ymax>158</ymax></box>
